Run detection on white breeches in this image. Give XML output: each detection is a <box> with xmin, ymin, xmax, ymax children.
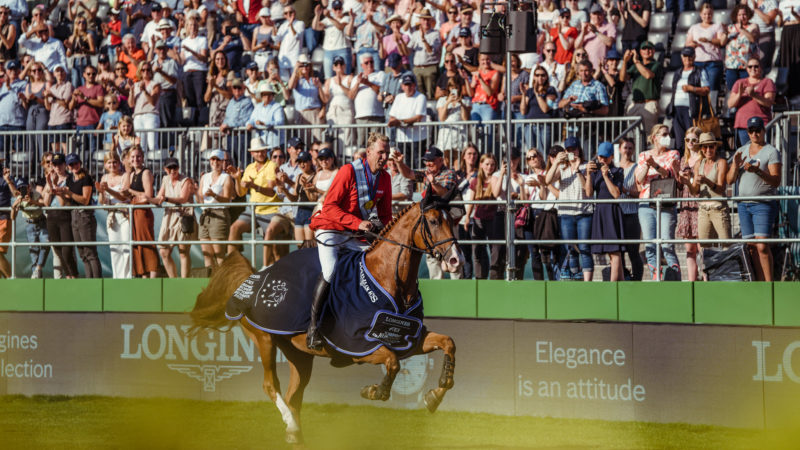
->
<box><xmin>315</xmin><ymin>229</ymin><xmax>368</xmax><ymax>282</ymax></box>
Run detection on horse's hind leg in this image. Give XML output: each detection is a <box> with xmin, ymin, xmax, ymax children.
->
<box><xmin>419</xmin><ymin>331</ymin><xmax>456</xmax><ymax>413</ymax></box>
<box><xmin>277</xmin><ymin>339</ymin><xmax>314</xmax><ymax>444</ymax></box>
<box><xmin>355</xmin><ymin>347</ymin><xmax>399</xmax><ymax>401</ymax></box>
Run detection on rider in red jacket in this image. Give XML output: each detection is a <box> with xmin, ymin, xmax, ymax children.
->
<box><xmin>306</xmin><ymin>132</ymin><xmax>393</xmax><ymax>349</ymax></box>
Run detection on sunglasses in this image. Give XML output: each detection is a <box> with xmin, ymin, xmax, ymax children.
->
<box><xmin>534</xmin><ymin>73</ymin><xmax>547</xmax><ymax>77</ymax></box>
<box><xmin>685</xmin><ymin>137</ymin><xmax>698</xmax><ymax>143</ymax></box>
<box><xmin>544</xmin><ymin>49</ymin><xmax>556</xmax><ymax>53</ymax></box>
<box><xmin>85</xmin><ymin>71</ymin><xmax>96</xmax><ymax>75</ymax></box>
<box><xmin>747</xmin><ymin>127</ymin><xmax>764</xmax><ymax>134</ymax></box>
<box><xmin>32</xmin><ymin>68</ymin><xmax>42</xmax><ymax>73</ymax></box>
<box><xmin>364</xmin><ymin>60</ymin><xmax>374</xmax><ymax>65</ymax></box>
<box><xmin>445</xmin><ymin>59</ymin><xmax>455</xmax><ymax>63</ymax></box>
<box><xmin>272</xmin><ymin>154</ymin><xmax>285</xmax><ymax>159</ymax></box>
<box><xmin>747</xmin><ymin>65</ymin><xmax>760</xmax><ymax>69</ymax></box>
<box><xmin>575</xmin><ymin>52</ymin><xmax>587</xmax><ymax>57</ymax></box>
<box><xmin>526</xmin><ymin>155</ymin><xmax>540</xmax><ymax>160</ymax></box>
<box><xmin>115</xmin><ymin>67</ymin><xmax>126</xmax><ymax>71</ymax></box>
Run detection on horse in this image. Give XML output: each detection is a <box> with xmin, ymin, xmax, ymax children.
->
<box><xmin>189</xmin><ymin>189</ymin><xmax>465</xmax><ymax>444</ymax></box>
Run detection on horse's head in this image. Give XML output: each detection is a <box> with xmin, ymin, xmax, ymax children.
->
<box><xmin>417</xmin><ymin>185</ymin><xmax>465</xmax><ymax>274</ymax></box>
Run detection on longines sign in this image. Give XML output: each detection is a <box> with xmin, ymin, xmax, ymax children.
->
<box><xmin>0</xmin><ymin>313</ymin><xmax>798</xmax><ymax>429</ymax></box>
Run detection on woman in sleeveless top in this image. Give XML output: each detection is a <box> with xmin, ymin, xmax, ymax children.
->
<box><xmin>675</xmin><ymin>127</ymin><xmax>703</xmax><ymax>281</ymax></box>
<box><xmin>617</xmin><ymin>137</ymin><xmax>643</xmax><ymax>281</ymax></box>
<box><xmin>251</xmin><ymin>11</ymin><xmax>275</xmax><ymax>72</ymax></box>
<box><xmin>312</xmin><ymin>148</ymin><xmax>338</xmax><ymax>203</ymax></box>
<box><xmin>321</xmin><ymin>57</ymin><xmax>355</xmax><ymax>149</ymax></box>
<box><xmin>98</xmin><ymin>152</ymin><xmax>132</xmax><ymax>278</ymax></box>
<box><xmin>25</xmin><ymin>62</ymin><xmax>50</xmax><ymax>158</ymax></box>
<box><xmin>0</xmin><ymin>6</ymin><xmax>17</xmax><ymax>62</ymax></box>
<box><xmin>470</xmin><ymin>54</ymin><xmax>501</xmax><ymax>149</ymax></box>
<box><xmin>198</xmin><ymin>150</ymin><xmax>233</xmax><ymax>268</ymax></box>
<box><xmin>690</xmin><ymin>132</ymin><xmax>731</xmax><ymax>253</ymax></box>
<box><xmin>154</xmin><ymin>159</ymin><xmax>197</xmax><ymax>278</ymax></box>
<box><xmin>65</xmin><ymin>15</ymin><xmax>96</xmax><ymax>88</ymax></box>
<box><xmin>42</xmin><ymin>154</ymin><xmax>79</xmax><ymax>278</ymax></box>
<box><xmin>205</xmin><ymin>51</ymin><xmax>232</xmax><ymax>130</ymax></box>
<box><xmin>129</xmin><ymin>61</ymin><xmax>161</xmax><ymax>153</ymax></box>
<box><xmin>125</xmin><ymin>145</ymin><xmax>159</xmax><ymax>278</ymax></box>
<box><xmin>464</xmin><ymin>154</ymin><xmax>505</xmax><ymax>280</ymax></box>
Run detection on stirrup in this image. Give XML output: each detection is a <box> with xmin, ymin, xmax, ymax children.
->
<box><xmin>306</xmin><ymin>329</ymin><xmax>324</xmax><ymax>350</ymax></box>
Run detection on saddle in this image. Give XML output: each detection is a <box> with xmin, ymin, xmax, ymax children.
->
<box><xmin>226</xmin><ymin>248</ymin><xmax>425</xmax><ymax>357</ymax></box>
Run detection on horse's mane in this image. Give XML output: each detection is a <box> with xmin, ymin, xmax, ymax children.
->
<box><xmin>366</xmin><ymin>203</ymin><xmax>417</xmax><ymax>252</ymax></box>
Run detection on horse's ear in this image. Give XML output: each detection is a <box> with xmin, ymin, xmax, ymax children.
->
<box><xmin>421</xmin><ymin>186</ymin><xmax>434</xmax><ymax>211</ymax></box>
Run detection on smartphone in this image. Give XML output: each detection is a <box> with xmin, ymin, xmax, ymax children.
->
<box><xmin>748</xmin><ymin>159</ymin><xmax>759</xmax><ymax>166</ymax></box>
<box><xmin>568</xmin><ymin>153</ymin><xmax>575</xmax><ymax>162</ymax></box>
<box><xmin>450</xmin><ymin>88</ymin><xmax>458</xmax><ymax>96</ymax></box>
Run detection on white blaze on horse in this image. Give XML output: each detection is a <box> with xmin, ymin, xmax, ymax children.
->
<box><xmin>189</xmin><ymin>188</ymin><xmax>464</xmax><ymax>444</ymax></box>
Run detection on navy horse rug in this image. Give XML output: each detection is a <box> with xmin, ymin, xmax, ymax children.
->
<box><xmin>226</xmin><ymin>248</ymin><xmax>425</xmax><ymax>357</ymax></box>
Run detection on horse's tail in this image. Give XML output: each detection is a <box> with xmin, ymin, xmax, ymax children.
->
<box><xmin>188</xmin><ymin>250</ymin><xmax>254</xmax><ymax>335</ymax></box>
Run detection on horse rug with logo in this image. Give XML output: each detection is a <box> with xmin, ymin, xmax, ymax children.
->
<box><xmin>226</xmin><ymin>248</ymin><xmax>425</xmax><ymax>357</ymax></box>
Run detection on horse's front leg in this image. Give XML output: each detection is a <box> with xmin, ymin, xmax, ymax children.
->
<box><xmin>355</xmin><ymin>347</ymin><xmax>399</xmax><ymax>401</ymax></box>
<box><xmin>419</xmin><ymin>331</ymin><xmax>456</xmax><ymax>413</ymax></box>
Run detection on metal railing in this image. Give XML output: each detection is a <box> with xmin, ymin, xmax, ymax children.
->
<box><xmin>2</xmin><ymin>194</ymin><xmax>799</xmax><ymax>281</ymax></box>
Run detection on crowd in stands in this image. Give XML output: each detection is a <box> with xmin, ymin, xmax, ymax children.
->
<box><xmin>0</xmin><ymin>0</ymin><xmax>796</xmax><ymax>282</ymax></box>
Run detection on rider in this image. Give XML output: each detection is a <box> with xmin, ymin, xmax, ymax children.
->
<box><xmin>307</xmin><ymin>132</ymin><xmax>393</xmax><ymax>350</ymax></box>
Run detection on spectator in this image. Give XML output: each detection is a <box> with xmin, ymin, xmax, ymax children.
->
<box><xmin>0</xmin><ymin>60</ymin><xmax>27</xmax><ymax>161</ymax></box>
<box><xmin>313</xmin><ymin>1</ymin><xmax>352</xmax><ymax>79</ymax></box>
<box><xmin>546</xmin><ymin>137</ymin><xmax>594</xmax><ymax>281</ymax></box>
<box><xmin>44</xmin><ymin>65</ymin><xmax>73</xmax><ymax>152</ymax></box>
<box><xmin>110</xmin><ymin>60</ymin><xmax>133</xmax><ymax>114</ymax></box>
<box><xmin>523</xmin><ymin>148</ymin><xmax>547</xmax><ymax>280</ymax></box>
<box><xmin>723</xmin><ymin>4</ymin><xmax>759</xmax><ymax>92</ymax></box>
<box><xmin>408</xmin><ymin>9</ymin><xmax>441</xmax><ymax>99</ymax></box>
<box><xmin>311</xmin><ymin>147</ymin><xmax>338</xmax><ymax>205</ymax></box>
<box><xmin>243</xmin><ymin>61</ymin><xmax>261</xmax><ymax>105</ymax></box>
<box><xmin>246</xmin><ymin>81</ymin><xmax>285</xmax><ymax>151</ymax></box>
<box><xmin>70</xmin><ymin>64</ymin><xmax>105</xmax><ymax>158</ymax></box>
<box><xmin>265</xmin><ymin>59</ymin><xmax>289</xmax><ymax>107</ymax></box>
<box><xmin>497</xmin><ymin>149</ymin><xmax>527</xmax><ymax>280</ymax></box>
<box><xmin>675</xmin><ymin>126</ymin><xmax>703</xmax><ymax>282</ymax></box>
<box><xmin>212</xmin><ymin>19</ymin><xmax>246</xmax><ymax>73</ymax></box>
<box><xmin>538</xmin><ymin>41</ymin><xmax>567</xmax><ymax>90</ymax></box>
<box><xmin>204</xmin><ymin>51</ymin><xmax>232</xmax><ymax>146</ymax></box>
<box><xmin>727</xmin><ymin>58</ymin><xmax>775</xmax><ymax>147</ymax></box>
<box><xmin>449</xmin><ymin>6</ymin><xmax>480</xmax><ymax>44</ymax></box>
<box><xmin>123</xmin><ymin>0</ymin><xmax>151</xmax><ymax>38</ymax></box>
<box><xmin>380</xmin><ymin>15</ymin><xmax>410</xmax><ymax>68</ymax></box>
<box><xmin>436</xmin><ymin>77</ymin><xmax>471</xmax><ymax>155</ymax></box>
<box><xmin>617</xmin><ymin>137</ymin><xmax>643</xmax><ymax>281</ymax></box>
<box><xmin>274</xmin><ymin>5</ymin><xmax>305</xmax><ymax>80</ymax></box>
<box><xmin>125</xmin><ymin>145</ymin><xmax>158</xmax><ymax>278</ymax></box>
<box><xmin>521</xmin><ymin>65</ymin><xmax>559</xmax><ymax>154</ymax></box>
<box><xmin>621</xmin><ymin>41</ymin><xmax>662</xmax><ymax>134</ymax></box>
<box><xmin>435</xmin><ymin>52</ymin><xmax>470</xmax><ymax>100</ymax></box>
<box><xmin>96</xmin><ymin>54</ymin><xmax>115</xmax><ymax>89</ymax></box>
<box><xmin>65</xmin><ymin>13</ymin><xmax>96</xmax><ymax>88</ymax></box>
<box><xmin>635</xmin><ymin>124</ymin><xmax>682</xmax><ymax>280</ymax></box>
<box><xmin>198</xmin><ymin>149</ymin><xmax>234</xmax><ymax>268</ymax></box>
<box><xmin>378</xmin><ymin>52</ymin><xmax>410</xmax><ymax>117</ymax></box>
<box><xmin>550</xmin><ymin>8</ymin><xmax>578</xmax><ymax>65</ymax></box>
<box><xmin>686</xmin><ymin>3</ymin><xmax>725</xmax><ymax>93</ymax></box>
<box><xmin>0</xmin><ymin>164</ymin><xmax>12</xmax><ymax>277</ymax></box>
<box><xmin>322</xmin><ymin>55</ymin><xmax>355</xmax><ymax>150</ymax></box>
<box><xmin>558</xmin><ymin>59</ymin><xmax>610</xmax><ymax>117</ymax></box>
<box><xmin>156</xmin><ymin>18</ymin><xmax>181</xmax><ymax>51</ymax></box>
<box><xmin>665</xmin><ymin>47</ymin><xmax>710</xmax><ymax>153</ymax></box>
<box><xmin>277</xmin><ymin>150</ymin><xmax>317</xmax><ymax>248</ymax></box>
<box><xmin>0</xmin><ymin>6</ymin><xmax>17</xmax><ymax>63</ymax></box>
<box><xmin>264</xmin><ymin>146</ymin><xmax>296</xmax><ymax>267</ymax></box>
<box><xmin>725</xmin><ymin>116</ymin><xmax>781</xmax><ymax>281</ymax></box>
<box><xmin>113</xmin><ymin>115</ymin><xmax>140</xmax><ymax>155</ymax></box>
<box><xmin>349</xmin><ymin>0</ymin><xmax>386</xmax><ymax>73</ymax></box>
<box><xmin>154</xmin><ymin>157</ymin><xmax>196</xmax><ymax>278</ymax></box>
<box><xmin>64</xmin><ymin>153</ymin><xmax>101</xmax><ymax>278</ymax></box>
<box><xmin>439</xmin><ymin>5</ymin><xmax>460</xmax><ymax>46</ymax></box>
<box><xmin>388</xmin><ymin>74</ymin><xmax>428</xmax><ymax>165</ymax></box>
<box><xmin>219</xmin><ymin>78</ymin><xmax>254</xmax><ymax>160</ymax></box>
<box><xmin>103</xmin><ymin>8</ymin><xmax>123</xmax><ymax>62</ymax></box>
<box><xmin>505</xmin><ymin>54</ymin><xmax>529</xmax><ymax>148</ymax></box>
<box><xmin>584</xmin><ymin>142</ymin><xmax>624</xmax><ymax>281</ymax></box>
<box><xmin>118</xmin><ymin>34</ymin><xmax>146</xmax><ymax>82</ymax></box>
<box><xmin>450</xmin><ymin>27</ymin><xmax>478</xmax><ymax>71</ymax></box>
<box><xmin>598</xmin><ymin>49</ymin><xmax>624</xmax><ymax>117</ymax></box>
<box><xmin>251</xmin><ymin>8</ymin><xmax>276</xmax><ymax>73</ymax></box>
<box><xmin>42</xmin><ymin>153</ymin><xmax>78</xmax><ymax>278</ymax></box>
<box><xmin>128</xmin><ymin>61</ymin><xmax>161</xmax><ymax>153</ymax></box>
<box><xmin>151</xmin><ymin>39</ymin><xmax>180</xmax><ymax>133</ymax></box>
<box><xmin>537</xmin><ymin>0</ymin><xmax>559</xmax><ymax>39</ymax></box>
<box><xmin>747</xmin><ymin>0</ymin><xmax>779</xmax><ymax>69</ymax></box>
<box><xmin>386</xmin><ymin>148</ymin><xmax>413</xmax><ymax>215</ymax></box>
<box><xmin>18</xmin><ymin>22</ymin><xmax>67</xmax><ymax>74</ymax></box>
<box><xmin>349</xmin><ymin>54</ymin><xmax>386</xmax><ymax>148</ymax></box>
<box><xmin>10</xmin><ymin>174</ymin><xmax>50</xmax><ymax>279</ymax></box>
<box><xmin>619</xmin><ymin>0</ymin><xmax>651</xmax><ymax>52</ymax></box>
<box><xmin>469</xmin><ymin>53</ymin><xmax>501</xmax><ymax>150</ymax></box>
<box><xmin>98</xmin><ymin>94</ymin><xmax>123</xmax><ymax>152</ymax></box>
<box><xmin>576</xmin><ymin>5</ymin><xmax>617</xmax><ymax>71</ymax></box>
<box><xmin>464</xmin><ymin>154</ymin><xmax>504</xmax><ymax>280</ymax></box>
<box><xmin>453</xmin><ymin>143</ymin><xmax>480</xmax><ymax>279</ymax></box>
<box><xmin>178</xmin><ymin>13</ymin><xmax>209</xmax><ymax>125</ymax></box>
<box><xmin>566</xmin><ymin>0</ymin><xmax>589</xmax><ymax>27</ymax></box>
<box><xmin>287</xmin><ymin>54</ymin><xmax>324</xmax><ymax>144</ymax></box>
<box><xmin>97</xmin><ymin>151</ymin><xmax>131</xmax><ymax>279</ymax></box>
<box><xmin>24</xmin><ymin>61</ymin><xmax>49</xmax><ymax>157</ymax></box>
<box><xmin>690</xmin><ymin>132</ymin><xmax>730</xmax><ymax>257</ymax></box>
<box><xmin>560</xmin><ymin>47</ymin><xmax>589</xmax><ymax>92</ymax></box>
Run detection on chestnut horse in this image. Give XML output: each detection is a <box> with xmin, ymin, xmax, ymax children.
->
<box><xmin>189</xmin><ymin>192</ymin><xmax>464</xmax><ymax>444</ymax></box>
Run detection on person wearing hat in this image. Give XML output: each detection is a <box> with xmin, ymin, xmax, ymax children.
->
<box><xmin>621</xmin><ymin>40</ymin><xmax>662</xmax><ymax>134</ymax></box>
<box><xmin>274</xmin><ymin>5</ymin><xmax>305</xmax><ymax>80</ymax></box>
<box><xmin>213</xmin><ymin>18</ymin><xmax>246</xmax><ymax>73</ymax></box>
<box><xmin>153</xmin><ymin>157</ymin><xmax>197</xmax><ymax>279</ymax></box>
<box><xmin>726</xmin><ymin>115</ymin><xmax>782</xmax><ymax>281</ymax></box>
<box><xmin>246</xmin><ymin>80</ymin><xmax>286</xmax><ymax>150</ymax></box>
<box><xmin>377</xmin><ymin>52</ymin><xmax>411</xmax><ymax>116</ymax></box>
<box><xmin>41</xmin><ymin>152</ymin><xmax>80</xmax><ymax>278</ymax></box>
<box><xmin>388</xmin><ymin>73</ymin><xmax>429</xmax><ymax>164</ymax></box>
<box><xmin>140</xmin><ymin>3</ymin><xmax>165</xmax><ymax>54</ymax></box>
<box><xmin>445</xmin><ymin>7</ymin><xmax>479</xmax><ymax>46</ymax></box>
<box><xmin>198</xmin><ymin>149</ymin><xmax>234</xmax><ymax>268</ymax></box>
<box><xmin>312</xmin><ymin>0</ymin><xmax>353</xmax><ymax>79</ymax></box>
<box><xmin>9</xmin><ymin>173</ymin><xmax>51</xmax><ymax>279</ymax></box>
<box><xmin>251</xmin><ymin>8</ymin><xmax>277</xmax><ymax>73</ymax></box>
<box><xmin>0</xmin><ymin>60</ymin><xmax>27</xmax><ymax>161</ymax></box>
<box><xmin>219</xmin><ymin>78</ymin><xmax>254</xmax><ymax>159</ymax></box>
<box><xmin>155</xmin><ymin>18</ymin><xmax>181</xmax><ymax>51</ymax></box>
<box><xmin>689</xmin><ymin>132</ymin><xmax>730</xmax><ymax>253</ymax></box>
<box><xmin>619</xmin><ymin>0</ymin><xmax>652</xmax><ymax>53</ymax></box>
<box><xmin>288</xmin><ymin>53</ymin><xmax>324</xmax><ymax>143</ymax></box>
<box><xmin>19</xmin><ymin>22</ymin><xmax>67</xmax><ymax>74</ymax></box>
<box><xmin>585</xmin><ymin>141</ymin><xmax>626</xmax><ymax>282</ymax></box>
<box><xmin>576</xmin><ymin>4</ymin><xmax>617</xmax><ymax>71</ymax></box>
<box><xmin>351</xmin><ymin>53</ymin><xmax>387</xmax><ymax>148</ymax></box>
<box><xmin>598</xmin><ymin>48</ymin><xmax>624</xmax><ymax>117</ymax></box>
<box><xmin>62</xmin><ymin>152</ymin><xmax>102</xmax><ymax>278</ymax></box>
<box><xmin>727</xmin><ymin>58</ymin><xmax>776</xmax><ymax>147</ymax></box>
<box><xmin>44</xmin><ymin>65</ymin><xmax>74</xmax><ymax>151</ymax></box>
<box><xmin>350</xmin><ymin>0</ymin><xmax>386</xmax><ymax>74</ymax></box>
<box><xmin>665</xmin><ymin>46</ymin><xmax>711</xmax><ymax>152</ymax></box>
<box><xmin>307</xmin><ymin>132</ymin><xmax>393</xmax><ymax>350</ymax></box>
<box><xmin>151</xmin><ymin>36</ymin><xmax>181</xmax><ymax>130</ymax></box>
<box><xmin>321</xmin><ymin>54</ymin><xmax>356</xmax><ymax>148</ymax></box>
<box><xmin>105</xmin><ymin>6</ymin><xmax>123</xmax><ymax>62</ymax></box>
<box><xmin>0</xmin><ymin>162</ymin><xmax>13</xmax><ymax>277</ymax></box>
<box><xmin>549</xmin><ymin>8</ymin><xmax>578</xmax><ymax>65</ymax></box>
<box><xmin>274</xmin><ymin>149</ymin><xmax>318</xmax><ymax>247</ymax></box>
<box><xmin>408</xmin><ymin>9</ymin><xmax>442</xmax><ymax>99</ymax></box>
<box><xmin>381</xmin><ymin>14</ymin><xmax>410</xmax><ymax>69</ymax></box>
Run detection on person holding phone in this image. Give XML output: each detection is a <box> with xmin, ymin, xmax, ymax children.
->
<box><xmin>585</xmin><ymin>142</ymin><xmax>624</xmax><ymax>281</ymax></box>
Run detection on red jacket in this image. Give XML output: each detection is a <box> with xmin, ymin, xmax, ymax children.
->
<box><xmin>310</xmin><ymin>163</ymin><xmax>393</xmax><ymax>232</ymax></box>
<box><xmin>237</xmin><ymin>0</ymin><xmax>262</xmax><ymax>24</ymax></box>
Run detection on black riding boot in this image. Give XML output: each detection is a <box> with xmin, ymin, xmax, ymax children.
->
<box><xmin>307</xmin><ymin>275</ymin><xmax>330</xmax><ymax>350</ymax></box>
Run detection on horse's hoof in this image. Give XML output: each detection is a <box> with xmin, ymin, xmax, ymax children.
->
<box><xmin>360</xmin><ymin>384</ymin><xmax>390</xmax><ymax>401</ymax></box>
<box><xmin>423</xmin><ymin>389</ymin><xmax>443</xmax><ymax>413</ymax></box>
<box><xmin>439</xmin><ymin>375</ymin><xmax>454</xmax><ymax>389</ymax></box>
<box><xmin>286</xmin><ymin>429</ymin><xmax>303</xmax><ymax>445</ymax></box>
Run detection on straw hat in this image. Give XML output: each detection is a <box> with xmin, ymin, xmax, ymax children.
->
<box><xmin>698</xmin><ymin>132</ymin><xmax>720</xmax><ymax>146</ymax></box>
<box><xmin>248</xmin><ymin>136</ymin><xmax>269</xmax><ymax>152</ymax></box>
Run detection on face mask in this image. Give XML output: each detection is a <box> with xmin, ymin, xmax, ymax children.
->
<box><xmin>659</xmin><ymin>136</ymin><xmax>671</xmax><ymax>148</ymax></box>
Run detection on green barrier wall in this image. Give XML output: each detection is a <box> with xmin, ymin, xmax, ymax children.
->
<box><xmin>1</xmin><ymin>279</ymin><xmax>799</xmax><ymax>326</ymax></box>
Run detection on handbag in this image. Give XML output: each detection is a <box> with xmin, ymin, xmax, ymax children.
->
<box><xmin>180</xmin><ymin>214</ymin><xmax>196</xmax><ymax>234</ymax></box>
<box><xmin>514</xmin><ymin>205</ymin><xmax>531</xmax><ymax>228</ymax></box>
<box><xmin>649</xmin><ymin>177</ymin><xmax>678</xmax><ymax>207</ymax></box>
<box><xmin>693</xmin><ymin>96</ymin><xmax>721</xmax><ymax>138</ymax></box>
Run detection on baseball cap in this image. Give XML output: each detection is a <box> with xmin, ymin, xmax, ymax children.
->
<box><xmin>258</xmin><ymin>7</ymin><xmax>270</xmax><ymax>17</ymax></box>
<box><xmin>230</xmin><ymin>78</ymin><xmax>244</xmax><ymax>88</ymax></box>
<box><xmin>559</xmin><ymin>7</ymin><xmax>570</xmax><ymax>16</ymax></box>
<box><xmin>15</xmin><ymin>176</ymin><xmax>29</xmax><ymax>189</ymax></box>
<box><xmin>564</xmin><ymin>136</ymin><xmax>580</xmax><ymax>149</ymax></box>
<box><xmin>159</xmin><ymin>2</ymin><xmax>170</xmax><ymax>9</ymax></box>
<box><xmin>297</xmin><ymin>54</ymin><xmax>310</xmax><ymax>64</ymax></box>
<box><xmin>318</xmin><ymin>148</ymin><xmax>334</xmax><ymax>159</ymax></box>
<box><xmin>590</xmin><ymin>4</ymin><xmax>605</xmax><ymax>14</ymax></box>
<box><xmin>458</xmin><ymin>27</ymin><xmax>471</xmax><ymax>38</ymax></box>
<box><xmin>51</xmin><ymin>153</ymin><xmax>66</xmax><ymax>165</ymax></box>
<box><xmin>5</xmin><ymin>60</ymin><xmax>19</xmax><ymax>70</ymax></box>
<box><xmin>246</xmin><ymin>61</ymin><xmax>259</xmax><ymax>71</ymax></box>
<box><xmin>421</xmin><ymin>146</ymin><xmax>443</xmax><ymax>161</ymax></box>
<box><xmin>331</xmin><ymin>0</ymin><xmax>343</xmax><ymax>9</ymax></box>
<box><xmin>110</xmin><ymin>7</ymin><xmax>121</xmax><ymax>14</ymax></box>
<box><xmin>597</xmin><ymin>142</ymin><xmax>614</xmax><ymax>158</ymax></box>
<box><xmin>151</xmin><ymin>3</ymin><xmax>161</xmax><ymax>12</ymax></box>
<box><xmin>333</xmin><ymin>55</ymin><xmax>345</xmax><ymax>66</ymax></box>
<box><xmin>747</xmin><ymin>116</ymin><xmax>765</xmax><ymax>129</ymax></box>
<box><xmin>164</xmin><ymin>157</ymin><xmax>179</xmax><ymax>168</ymax></box>
<box><xmin>209</xmin><ymin>149</ymin><xmax>226</xmax><ymax>160</ymax></box>
<box><xmin>287</xmin><ymin>136</ymin><xmax>305</xmax><ymax>149</ymax></box>
<box><xmin>98</xmin><ymin>54</ymin><xmax>109</xmax><ymax>63</ymax></box>
<box><xmin>681</xmin><ymin>47</ymin><xmax>696</xmax><ymax>57</ymax></box>
<box><xmin>65</xmin><ymin>153</ymin><xmax>81</xmax><ymax>165</ymax></box>
<box><xmin>155</xmin><ymin>40</ymin><xmax>167</xmax><ymax>49</ymax></box>
<box><xmin>297</xmin><ymin>151</ymin><xmax>312</xmax><ymax>162</ymax></box>
<box><xmin>402</xmin><ymin>74</ymin><xmax>416</xmax><ymax>85</ymax></box>
<box><xmin>606</xmin><ymin>48</ymin><xmax>622</xmax><ymax>60</ymax></box>
<box><xmin>387</xmin><ymin>52</ymin><xmax>402</xmax><ymax>68</ymax></box>
<box><xmin>639</xmin><ymin>41</ymin><xmax>655</xmax><ymax>50</ymax></box>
